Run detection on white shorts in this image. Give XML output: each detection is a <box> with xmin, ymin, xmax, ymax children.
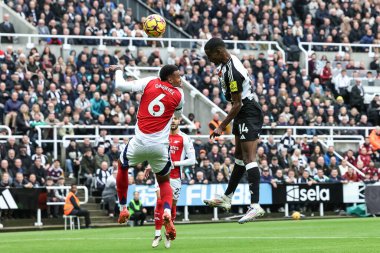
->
<box><xmin>120</xmin><ymin>138</ymin><xmax>172</xmax><ymax>175</ymax></box>
<box><xmin>155</xmin><ymin>178</ymin><xmax>182</xmax><ymax>201</ymax></box>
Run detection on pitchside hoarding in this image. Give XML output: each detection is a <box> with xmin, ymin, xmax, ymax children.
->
<box><xmin>272</xmin><ymin>184</ymin><xmax>343</xmax><ymax>204</ymax></box>
<box><xmin>127</xmin><ymin>183</ymin><xmax>273</xmax><ymax>207</ymax></box>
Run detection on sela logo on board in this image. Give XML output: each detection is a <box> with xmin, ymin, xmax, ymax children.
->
<box><xmin>286</xmin><ymin>185</ymin><xmax>330</xmax><ymax>202</ymax></box>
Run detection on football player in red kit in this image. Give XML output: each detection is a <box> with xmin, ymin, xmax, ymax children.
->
<box><xmin>151</xmin><ymin>116</ymin><xmax>195</xmax><ymax>248</ymax></box>
<box><xmin>111</xmin><ymin>65</ymin><xmax>184</xmax><ymax>240</ymax></box>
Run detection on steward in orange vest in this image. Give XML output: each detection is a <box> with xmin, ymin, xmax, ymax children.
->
<box><xmin>64</xmin><ymin>184</ymin><xmax>92</xmax><ymax>228</ymax></box>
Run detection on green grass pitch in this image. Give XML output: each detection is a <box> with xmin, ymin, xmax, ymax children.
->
<box><xmin>1</xmin><ymin>218</ymin><xmax>379</xmax><ymax>253</ymax></box>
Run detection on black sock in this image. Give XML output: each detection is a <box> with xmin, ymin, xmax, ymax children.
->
<box><xmin>246</xmin><ymin>163</ymin><xmax>260</xmax><ymax>204</ymax></box>
<box><xmin>224</xmin><ymin>161</ymin><xmax>246</xmax><ymax>197</ymax></box>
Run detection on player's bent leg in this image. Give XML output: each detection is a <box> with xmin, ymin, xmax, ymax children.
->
<box><xmin>116</xmin><ymin>160</ymin><xmax>130</xmax><ymax>224</ymax></box>
<box><xmin>156</xmin><ymin>172</ymin><xmax>176</xmax><ymax>241</ymax></box>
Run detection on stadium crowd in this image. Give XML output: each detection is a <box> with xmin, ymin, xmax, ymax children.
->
<box><xmin>5</xmin><ymin>0</ymin><xmax>380</xmax><ymax>50</ymax></box>
<box><xmin>1</xmin><ymin>1</ymin><xmax>380</xmax><ymax>218</ymax></box>
<box><xmin>1</xmin><ymin>28</ymin><xmax>380</xmax><ymax>186</ymax></box>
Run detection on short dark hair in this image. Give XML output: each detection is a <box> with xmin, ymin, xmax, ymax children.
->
<box><xmin>204</xmin><ymin>38</ymin><xmax>225</xmax><ymax>52</ymax></box>
<box><xmin>159</xmin><ymin>65</ymin><xmax>178</xmax><ymax>81</ymax></box>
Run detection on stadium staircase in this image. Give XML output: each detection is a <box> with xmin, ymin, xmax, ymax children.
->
<box><xmin>0</xmin><ymin>1</ymin><xmax>37</xmax><ymax>44</ymax></box>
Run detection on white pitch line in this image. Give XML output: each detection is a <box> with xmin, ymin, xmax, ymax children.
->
<box><xmin>2</xmin><ymin>236</ymin><xmax>380</xmax><ymax>243</ymax></box>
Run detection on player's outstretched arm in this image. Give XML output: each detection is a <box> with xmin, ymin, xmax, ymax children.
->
<box><xmin>110</xmin><ymin>65</ymin><xmax>155</xmax><ymax>93</ymax></box>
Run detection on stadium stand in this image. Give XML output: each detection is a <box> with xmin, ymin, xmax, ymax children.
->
<box><xmin>1</xmin><ymin>0</ymin><xmax>380</xmax><ymax>222</ymax></box>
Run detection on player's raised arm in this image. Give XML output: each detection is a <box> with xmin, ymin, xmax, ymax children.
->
<box><xmin>110</xmin><ymin>65</ymin><xmax>154</xmax><ymax>93</ymax></box>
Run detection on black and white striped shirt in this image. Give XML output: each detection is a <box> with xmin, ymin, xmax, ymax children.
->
<box><xmin>217</xmin><ymin>54</ymin><xmax>254</xmax><ymax>102</ymax></box>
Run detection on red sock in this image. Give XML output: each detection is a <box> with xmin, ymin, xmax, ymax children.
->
<box><xmin>155</xmin><ymin>199</ymin><xmax>163</xmax><ymax>230</ymax></box>
<box><xmin>116</xmin><ymin>161</ymin><xmax>129</xmax><ymax>206</ymax></box>
<box><xmin>158</xmin><ymin>180</ymin><xmax>172</xmax><ymax>213</ymax></box>
<box><xmin>171</xmin><ymin>205</ymin><xmax>176</xmax><ymax>222</ymax></box>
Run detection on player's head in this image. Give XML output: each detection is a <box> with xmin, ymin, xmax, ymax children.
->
<box><xmin>204</xmin><ymin>38</ymin><xmax>228</xmax><ymax>65</ymax></box>
<box><xmin>159</xmin><ymin>65</ymin><xmax>181</xmax><ymax>87</ymax></box>
<box><xmin>171</xmin><ymin>116</ymin><xmax>180</xmax><ymax>131</ymax></box>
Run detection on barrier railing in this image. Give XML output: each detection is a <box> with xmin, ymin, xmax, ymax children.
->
<box><xmin>298</xmin><ymin>41</ymin><xmax>380</xmax><ymax>75</ymax></box>
<box><xmin>45</xmin><ymin>185</ymin><xmax>89</xmax><ymax>206</ymax></box>
<box><xmin>31</xmin><ymin>124</ymin><xmax>373</xmax><ymax>159</ymax></box>
<box><xmin>0</xmin><ymin>33</ymin><xmax>286</xmax><ymax>62</ymax></box>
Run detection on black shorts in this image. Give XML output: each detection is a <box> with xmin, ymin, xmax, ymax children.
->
<box><xmin>232</xmin><ymin>98</ymin><xmax>263</xmax><ymax>142</ymax></box>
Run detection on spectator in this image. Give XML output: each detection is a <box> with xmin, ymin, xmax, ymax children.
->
<box><xmin>338</xmin><ymin>159</ymin><xmax>350</xmax><ymax>176</ymax></box>
<box><xmin>65</xmin><ymin>140</ymin><xmax>82</xmax><ymax>179</ymax></box>
<box><xmin>135</xmin><ymin>170</ymin><xmax>152</xmax><ymax>185</ymax></box>
<box><xmin>4</xmin><ymin>92</ymin><xmax>22</xmax><ymax>129</ymax></box>
<box><xmin>94</xmin><ymin>146</ymin><xmax>110</xmax><ymax>170</ymax></box>
<box><xmin>273</xmin><ymin>169</ymin><xmax>286</xmax><ymax>185</ymax></box>
<box><xmin>328</xmin><ymin>169</ymin><xmax>344</xmax><ymax>183</ymax></box>
<box><xmin>74</xmin><ymin>91</ymin><xmax>91</xmax><ymax>113</ymax></box>
<box><xmin>313</xmin><ymin>168</ymin><xmax>329</xmax><ymax>182</ymax></box>
<box><xmin>214</xmin><ymin>171</ymin><xmax>227</xmax><ymax>184</ymax></box>
<box><xmin>90</xmin><ymin>92</ymin><xmax>107</xmax><ymax>119</ymax></box>
<box><xmin>80</xmin><ymin>148</ymin><xmax>96</xmax><ymax>188</ymax></box>
<box><xmin>324</xmin><ymin>146</ymin><xmax>340</xmax><ymax>167</ymax></box>
<box><xmin>45</xmin><ymin>177</ymin><xmax>59</xmax><ymax>218</ymax></box>
<box><xmin>128</xmin><ymin>191</ymin><xmax>147</xmax><ymax>226</ymax></box>
<box><xmin>342</xmin><ymin>167</ymin><xmax>359</xmax><ymax>182</ymax></box>
<box><xmin>297</xmin><ymin>170</ymin><xmax>315</xmax><ymax>186</ymax></box>
<box><xmin>102</xmin><ymin>169</ymin><xmax>117</xmax><ymax>217</ymax></box>
<box><xmin>207</xmin><ymin>145</ymin><xmax>223</xmax><ymax>164</ymax></box>
<box><xmin>305</xmin><ymin>161</ymin><xmax>318</xmax><ymax>177</ymax></box>
<box><xmin>357</xmin><ymin>147</ymin><xmax>371</xmax><ymax>168</ymax></box>
<box><xmin>197</xmin><ymin>158</ymin><xmax>214</xmax><ymax>183</ymax></box>
<box><xmin>48</xmin><ymin>160</ymin><xmax>63</xmax><ymax>182</ymax></box>
<box><xmin>279</xmin><ymin>129</ymin><xmax>297</xmax><ymax>153</ymax></box>
<box><xmin>0</xmin><ymin>14</ymin><xmax>16</xmax><ymax>43</ymax></box>
<box><xmin>193</xmin><ymin>171</ymin><xmax>208</xmax><ymax>184</ymax></box>
<box><xmin>349</xmin><ymin>80</ymin><xmax>364</xmax><ymax>112</ymax></box>
<box><xmin>64</xmin><ymin>184</ymin><xmax>91</xmax><ymax>228</ymax></box>
<box><xmin>285</xmin><ymin>170</ymin><xmax>297</xmax><ymax>184</ymax></box>
<box><xmin>0</xmin><ymin>172</ymin><xmax>12</xmax><ymax>187</ymax></box>
<box><xmin>260</xmin><ymin>168</ymin><xmax>275</xmax><ymax>186</ymax></box>
<box><xmin>16</xmin><ymin>104</ymin><xmax>31</xmax><ymax>134</ymax></box>
<box><xmin>37</xmin><ymin>19</ymin><xmax>50</xmax><ymax>37</ymax></box>
<box><xmin>31</xmin><ymin>146</ymin><xmax>49</xmax><ymax>170</ymax></box>
<box><xmin>95</xmin><ymin>161</ymin><xmax>111</xmax><ymax>192</ymax></box>
<box><xmin>27</xmin><ymin>174</ymin><xmax>40</xmax><ymax>188</ymax></box>
<box><xmin>12</xmin><ymin>172</ymin><xmax>28</xmax><ymax>188</ymax></box>
<box><xmin>29</xmin><ymin>158</ymin><xmax>46</xmax><ymax>185</ymax></box>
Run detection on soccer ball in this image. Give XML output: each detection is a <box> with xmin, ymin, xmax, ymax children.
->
<box><xmin>143</xmin><ymin>14</ymin><xmax>166</xmax><ymax>37</ymax></box>
<box><xmin>292</xmin><ymin>211</ymin><xmax>301</xmax><ymax>220</ymax></box>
